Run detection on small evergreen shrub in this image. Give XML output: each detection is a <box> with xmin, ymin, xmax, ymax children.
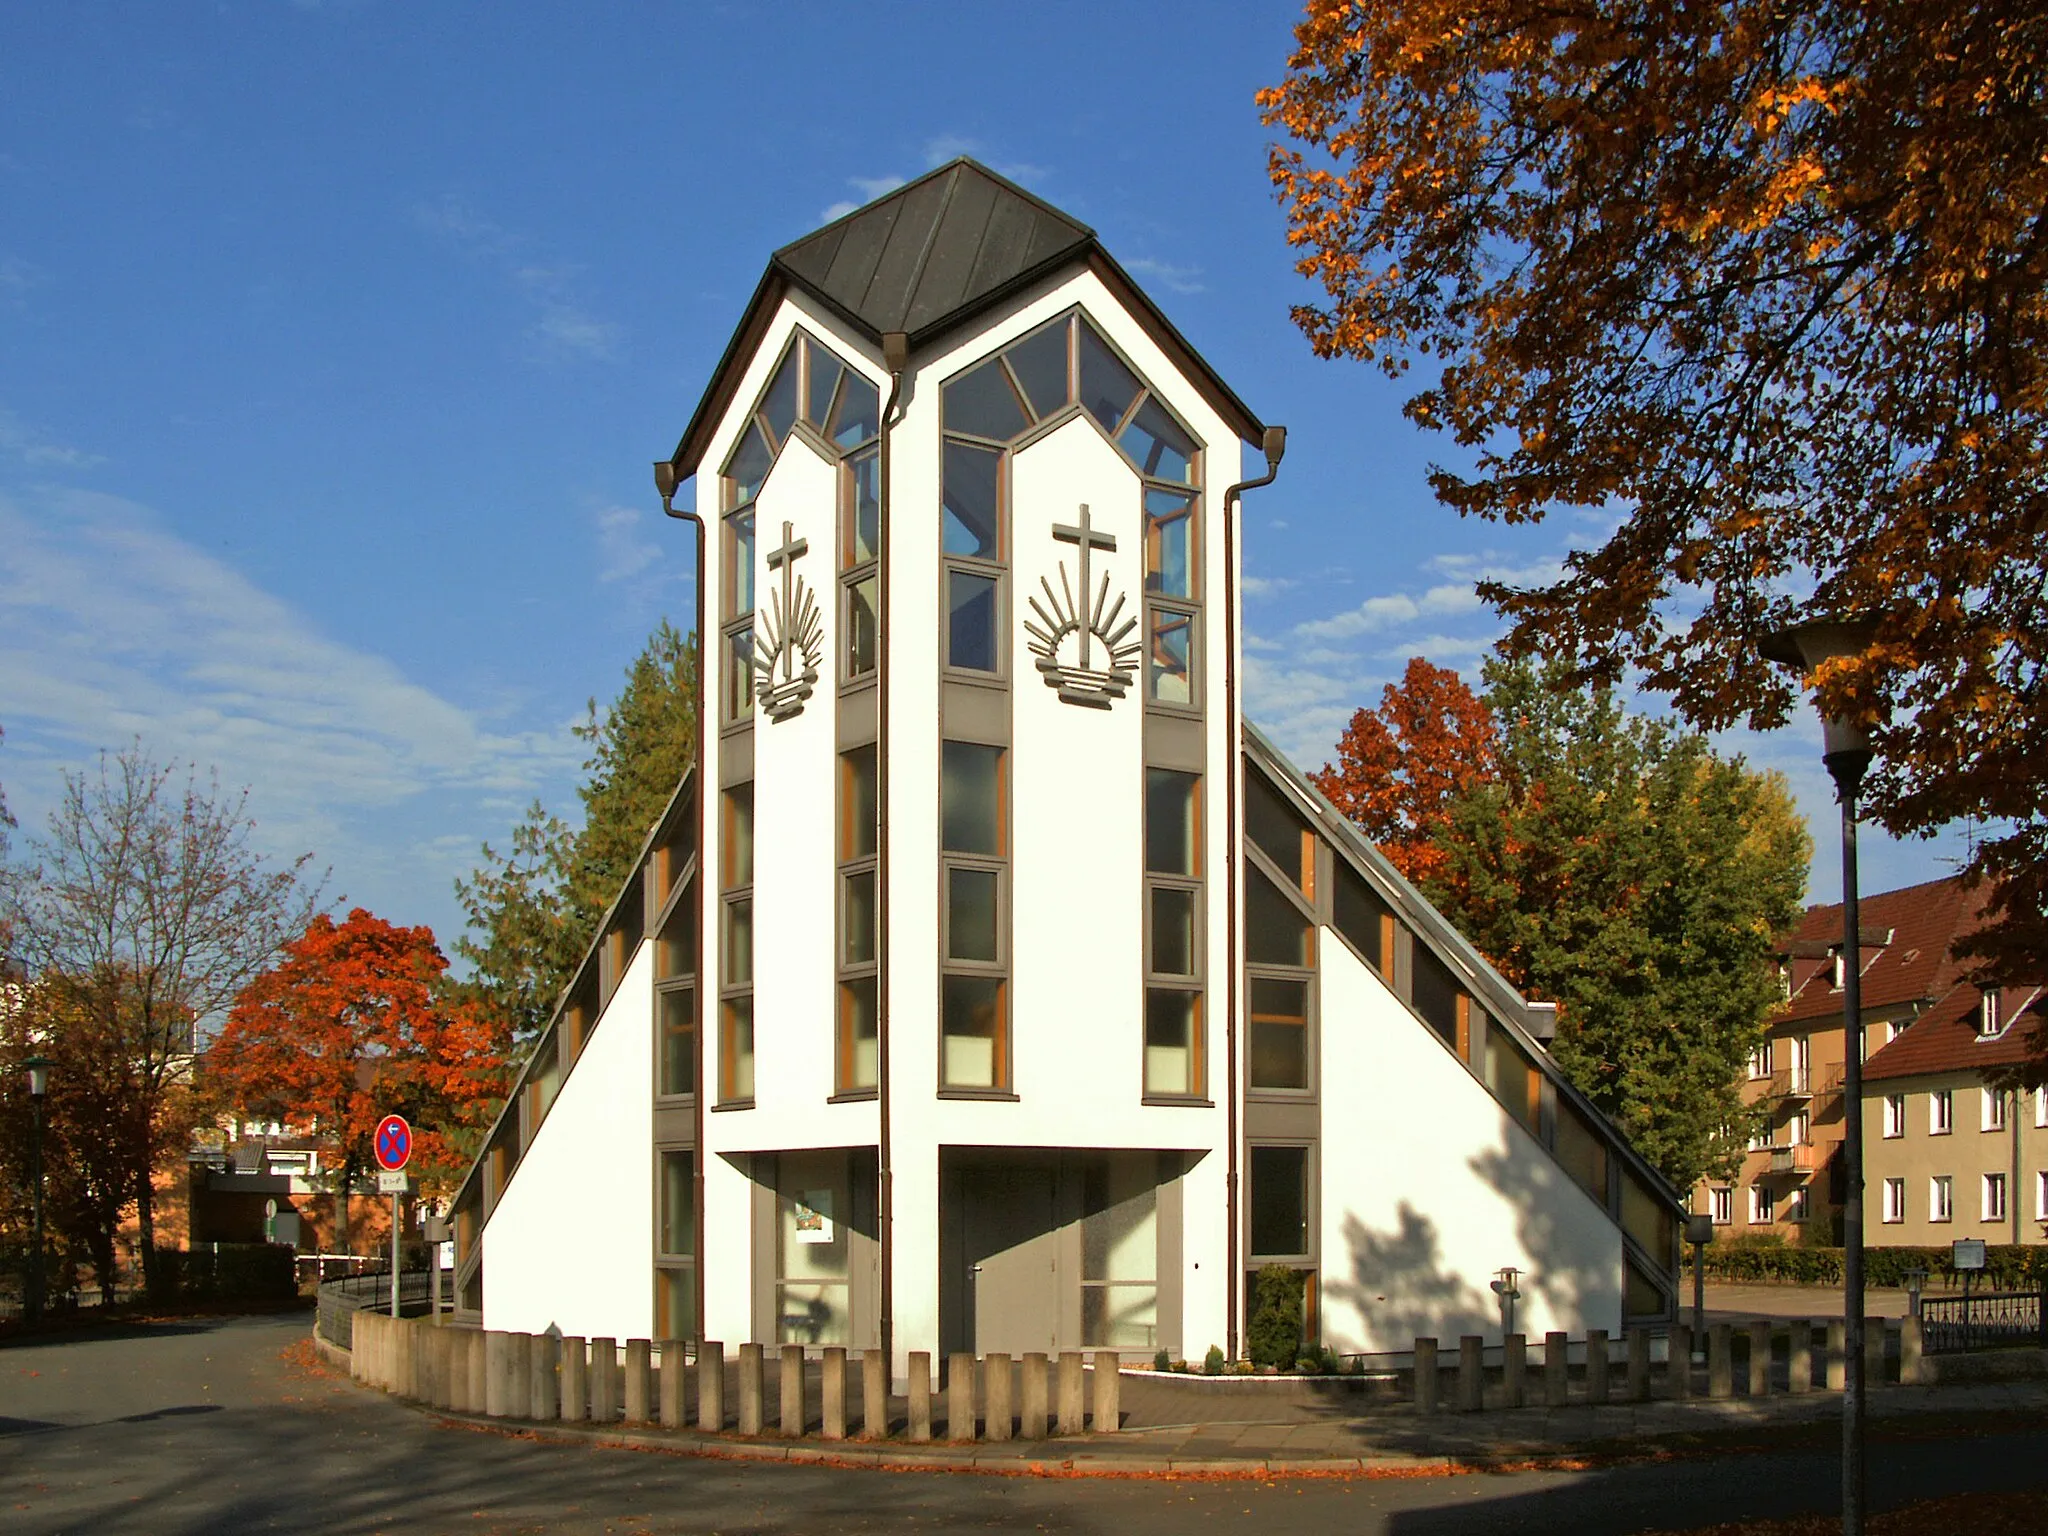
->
<box><xmin>1203</xmin><ymin>1344</ymin><xmax>1226</xmax><ymax>1376</ymax></box>
<box><xmin>1247</xmin><ymin>1264</ymin><xmax>1306</xmax><ymax>1369</ymax></box>
<box><xmin>1153</xmin><ymin>1349</ymin><xmax>1172</xmax><ymax>1371</ymax></box>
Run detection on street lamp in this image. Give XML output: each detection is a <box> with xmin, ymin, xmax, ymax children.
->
<box><xmin>1761</xmin><ymin>615</ymin><xmax>1880</xmax><ymax>1536</ymax></box>
<box><xmin>23</xmin><ymin>1055</ymin><xmax>52</xmax><ymax>1327</ymax></box>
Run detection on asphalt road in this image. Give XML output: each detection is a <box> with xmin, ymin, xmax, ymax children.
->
<box><xmin>3</xmin><ymin>1313</ymin><xmax>2045</xmax><ymax>1535</ymax></box>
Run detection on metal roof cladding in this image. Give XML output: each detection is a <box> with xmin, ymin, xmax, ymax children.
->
<box><xmin>666</xmin><ymin>158</ymin><xmax>1264</xmax><ymax>479</ymax></box>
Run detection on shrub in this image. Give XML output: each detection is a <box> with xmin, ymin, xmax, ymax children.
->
<box><xmin>1696</xmin><ymin>1243</ymin><xmax>2048</xmax><ymax>1289</ymax></box>
<box><xmin>1153</xmin><ymin>1349</ymin><xmax>1172</xmax><ymax>1371</ymax></box>
<box><xmin>151</xmin><ymin>1243</ymin><xmax>298</xmax><ymax>1302</ymax></box>
<box><xmin>1247</xmin><ymin>1264</ymin><xmax>1306</xmax><ymax>1369</ymax></box>
<box><xmin>1203</xmin><ymin>1344</ymin><xmax>1226</xmax><ymax>1376</ymax></box>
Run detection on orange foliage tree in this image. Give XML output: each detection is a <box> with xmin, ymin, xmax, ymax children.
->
<box><xmin>1260</xmin><ymin>3</ymin><xmax>2048</xmax><ymax>1005</ymax></box>
<box><xmin>1311</xmin><ymin>656</ymin><xmax>1498</xmax><ymax>886</ymax></box>
<box><xmin>207</xmin><ymin>909</ymin><xmax>508</xmax><ymax>1252</ymax></box>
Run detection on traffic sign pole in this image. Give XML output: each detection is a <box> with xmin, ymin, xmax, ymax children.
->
<box><xmin>372</xmin><ymin>1115</ymin><xmax>413</xmax><ymax>1320</ymax></box>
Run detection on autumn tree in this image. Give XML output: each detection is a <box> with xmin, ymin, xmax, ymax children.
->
<box><xmin>1261</xmin><ymin>4</ymin><xmax>2048</xmax><ymax>1003</ymax></box>
<box><xmin>207</xmin><ymin>909</ymin><xmax>505</xmax><ymax>1252</ymax></box>
<box><xmin>3</xmin><ymin>745</ymin><xmax>320</xmax><ymax>1294</ymax></box>
<box><xmin>1311</xmin><ymin>657</ymin><xmax>1498</xmax><ymax>886</ymax></box>
<box><xmin>456</xmin><ymin>620</ymin><xmax>696</xmax><ymax>1045</ymax></box>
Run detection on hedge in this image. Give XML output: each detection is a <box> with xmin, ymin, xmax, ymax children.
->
<box><xmin>1693</xmin><ymin>1243</ymin><xmax>2048</xmax><ymax>1289</ymax></box>
<box><xmin>152</xmin><ymin>1243</ymin><xmax>299</xmax><ymax>1301</ymax></box>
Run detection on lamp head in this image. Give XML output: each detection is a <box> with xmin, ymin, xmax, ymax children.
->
<box><xmin>1760</xmin><ymin>614</ymin><xmax>1882</xmax><ymax>791</ymax></box>
<box><xmin>1685</xmin><ymin>1212</ymin><xmax>1716</xmax><ymax>1248</ymax></box>
<box><xmin>24</xmin><ymin>1054</ymin><xmax>52</xmax><ymax>1101</ymax></box>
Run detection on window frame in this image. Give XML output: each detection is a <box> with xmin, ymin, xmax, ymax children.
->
<box><xmin>717</xmin><ymin>783</ymin><xmax>756</xmax><ymax>1107</ymax></box>
<box><xmin>1882</xmin><ymin>1093</ymin><xmax>1905</xmax><ymax>1138</ymax></box>
<box><xmin>1983</xmin><ymin>1172</ymin><xmax>2008</xmax><ymax>1222</ymax></box>
<box><xmin>1982</xmin><ymin>1085</ymin><xmax>2007</xmax><ymax>1132</ymax></box>
<box><xmin>1930</xmin><ymin>1174</ymin><xmax>1954</xmax><ymax>1223</ymax></box>
<box><xmin>1930</xmin><ymin>1088</ymin><xmax>1953</xmax><ymax>1135</ymax></box>
<box><xmin>938</xmin><ymin>739</ymin><xmax>1012</xmax><ymax>1096</ymax></box>
<box><xmin>1709</xmin><ymin>1186</ymin><xmax>1732</xmax><ymax>1226</ymax></box>
<box><xmin>1882</xmin><ymin>1177</ymin><xmax>1906</xmax><ymax>1223</ymax></box>
<box><xmin>834</xmin><ymin>746</ymin><xmax>880</xmax><ymax>1098</ymax></box>
<box><xmin>1246</xmin><ymin>1141</ymin><xmax>1316</xmax><ymax>1263</ymax></box>
<box><xmin>1142</xmin><ymin>768</ymin><xmax>1205</xmax><ymax>1103</ymax></box>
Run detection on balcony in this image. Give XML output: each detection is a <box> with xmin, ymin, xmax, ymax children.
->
<box><xmin>1770</xmin><ymin>1143</ymin><xmax>1817</xmax><ymax>1176</ymax></box>
<box><xmin>1770</xmin><ymin>1067</ymin><xmax>1814</xmax><ymax>1102</ymax></box>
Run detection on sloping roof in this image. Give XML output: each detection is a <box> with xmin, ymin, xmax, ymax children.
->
<box><xmin>1775</xmin><ymin>876</ymin><xmax>1992</xmax><ymax>1025</ymax></box>
<box><xmin>1863</xmin><ymin>984</ymin><xmax>2045</xmax><ymax>1082</ymax></box>
<box><xmin>666</xmin><ymin>159</ymin><xmax>1264</xmax><ymax>478</ymax></box>
<box><xmin>774</xmin><ymin>159</ymin><xmax>1094</xmax><ymax>344</ymax></box>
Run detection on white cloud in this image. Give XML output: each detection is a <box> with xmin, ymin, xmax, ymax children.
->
<box><xmin>1240</xmin><ymin>575</ymin><xmax>1298</xmax><ymax>599</ymax></box>
<box><xmin>415</xmin><ymin>194</ymin><xmax>621</xmax><ymax>366</ymax></box>
<box><xmin>0</xmin><ymin>406</ymin><xmax>101</xmax><ymax>469</ymax></box>
<box><xmin>594</xmin><ymin>503</ymin><xmax>662</xmax><ymax>584</ymax></box>
<box><xmin>0</xmin><ymin>487</ymin><xmax>583</xmax><ymax>912</ymax></box>
<box><xmin>1122</xmin><ymin>257</ymin><xmax>1205</xmax><ymax>296</ymax></box>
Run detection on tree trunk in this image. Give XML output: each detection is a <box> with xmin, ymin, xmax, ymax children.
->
<box><xmin>334</xmin><ymin>1156</ymin><xmax>352</xmax><ymax>1256</ymax></box>
<box><xmin>136</xmin><ymin>1164</ymin><xmax>160</xmax><ymax>1299</ymax></box>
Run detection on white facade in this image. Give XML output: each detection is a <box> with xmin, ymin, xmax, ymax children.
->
<box><xmin>455</xmin><ymin>161</ymin><xmax>1681</xmax><ymax>1371</ymax></box>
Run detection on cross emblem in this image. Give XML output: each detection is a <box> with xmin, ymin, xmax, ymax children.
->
<box><xmin>766</xmin><ymin>520</ymin><xmax>809</xmax><ymax>674</ymax></box>
<box><xmin>1052</xmin><ymin>505</ymin><xmax>1117</xmax><ymax>669</ymax></box>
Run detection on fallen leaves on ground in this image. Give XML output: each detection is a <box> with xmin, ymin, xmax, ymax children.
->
<box><xmin>1647</xmin><ymin>1489</ymin><xmax>2048</xmax><ymax>1534</ymax></box>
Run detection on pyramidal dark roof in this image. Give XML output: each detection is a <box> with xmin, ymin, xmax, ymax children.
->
<box><xmin>773</xmin><ymin>159</ymin><xmax>1095</xmax><ymax>345</ymax></box>
<box><xmin>668</xmin><ymin>159</ymin><xmax>1262</xmax><ymax>477</ymax></box>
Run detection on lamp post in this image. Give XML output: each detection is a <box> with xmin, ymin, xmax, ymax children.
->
<box><xmin>1762</xmin><ymin>616</ymin><xmax>1879</xmax><ymax>1536</ymax></box>
<box><xmin>23</xmin><ymin>1055</ymin><xmax>52</xmax><ymax>1327</ymax></box>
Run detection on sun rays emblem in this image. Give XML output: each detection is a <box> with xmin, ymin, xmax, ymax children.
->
<box><xmin>1023</xmin><ymin>504</ymin><xmax>1141</xmax><ymax>709</ymax></box>
<box><xmin>754</xmin><ymin>520</ymin><xmax>824</xmax><ymax>722</ymax></box>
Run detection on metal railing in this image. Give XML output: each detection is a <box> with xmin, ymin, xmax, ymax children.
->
<box><xmin>315</xmin><ymin>1267</ymin><xmax>448</xmax><ymax>1350</ymax></box>
<box><xmin>1919</xmin><ymin>1288</ymin><xmax>2048</xmax><ymax>1354</ymax></box>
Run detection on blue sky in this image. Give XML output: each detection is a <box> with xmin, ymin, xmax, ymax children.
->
<box><xmin>0</xmin><ymin>2</ymin><xmax>1966</xmax><ymax>952</ymax></box>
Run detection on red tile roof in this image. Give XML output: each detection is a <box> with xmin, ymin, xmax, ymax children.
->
<box><xmin>1778</xmin><ymin>875</ymin><xmax>2047</xmax><ymax>1081</ymax></box>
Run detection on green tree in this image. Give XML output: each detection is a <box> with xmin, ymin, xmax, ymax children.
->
<box><xmin>455</xmin><ymin>621</ymin><xmax>697</xmax><ymax>1047</ymax></box>
<box><xmin>1424</xmin><ymin>659</ymin><xmax>1809</xmax><ymax>1190</ymax></box>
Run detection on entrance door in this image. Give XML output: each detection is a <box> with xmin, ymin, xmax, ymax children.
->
<box><xmin>959</xmin><ymin>1165</ymin><xmax>1060</xmax><ymax>1358</ymax></box>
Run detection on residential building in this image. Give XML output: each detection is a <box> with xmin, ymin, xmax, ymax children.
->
<box><xmin>1699</xmin><ymin>875</ymin><xmax>2045</xmax><ymax>1246</ymax></box>
<box><xmin>449</xmin><ymin>161</ymin><xmax>1686</xmax><ymax>1374</ymax></box>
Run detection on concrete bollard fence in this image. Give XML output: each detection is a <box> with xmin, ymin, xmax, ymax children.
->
<box><xmin>1413</xmin><ymin>1337</ymin><xmax>1439</xmax><ymax>1413</ymax></box>
<box><xmin>624</xmin><ymin>1339</ymin><xmax>653</xmax><ymax>1424</ymax></box>
<box><xmin>1056</xmin><ymin>1351</ymin><xmax>1085</xmax><ymax>1435</ymax></box>
<box><xmin>1825</xmin><ymin>1320</ymin><xmax>1846</xmax><ymax>1392</ymax></box>
<box><xmin>907</xmin><ymin>1351</ymin><xmax>933</xmax><ymax>1442</ymax></box>
<box><xmin>560</xmin><ymin>1336</ymin><xmax>588</xmax><ymax>1422</ymax></box>
<box><xmin>1544</xmin><ymin>1332</ymin><xmax>1569</xmax><ymax>1407</ymax></box>
<box><xmin>983</xmin><ymin>1352</ymin><xmax>1012</xmax><ymax>1441</ymax></box>
<box><xmin>947</xmin><ymin>1352</ymin><xmax>976</xmax><ymax>1441</ymax></box>
<box><xmin>1749</xmin><ymin>1321</ymin><xmax>1772</xmax><ymax>1397</ymax></box>
<box><xmin>1502</xmin><ymin>1334</ymin><xmax>1526</xmax><ymax>1409</ymax></box>
<box><xmin>780</xmin><ymin>1346</ymin><xmax>806</xmax><ymax>1437</ymax></box>
<box><xmin>820</xmin><ymin>1347</ymin><xmax>846</xmax><ymax>1440</ymax></box>
<box><xmin>659</xmin><ymin>1340</ymin><xmax>686</xmax><ymax>1428</ymax></box>
<box><xmin>1709</xmin><ymin>1323</ymin><xmax>1734</xmax><ymax>1399</ymax></box>
<box><xmin>1627</xmin><ymin>1327</ymin><xmax>1650</xmax><ymax>1403</ymax></box>
<box><xmin>1459</xmin><ymin>1335</ymin><xmax>1484</xmax><ymax>1411</ymax></box>
<box><xmin>1901</xmin><ymin>1314</ymin><xmax>1924</xmax><ymax>1385</ymax></box>
<box><xmin>1669</xmin><ymin>1324</ymin><xmax>1693</xmax><ymax>1400</ymax></box>
<box><xmin>590</xmin><ymin>1337</ymin><xmax>619</xmax><ymax>1424</ymax></box>
<box><xmin>697</xmin><ymin>1340</ymin><xmax>725</xmax><ymax>1432</ymax></box>
<box><xmin>1020</xmin><ymin>1352</ymin><xmax>1049</xmax><ymax>1439</ymax></box>
<box><xmin>737</xmin><ymin>1343</ymin><xmax>765</xmax><ymax>1435</ymax></box>
<box><xmin>1790</xmin><ymin>1320</ymin><xmax>1813</xmax><ymax>1395</ymax></box>
<box><xmin>861</xmin><ymin>1348</ymin><xmax>887</xmax><ymax>1438</ymax></box>
<box><xmin>529</xmin><ymin>1330</ymin><xmax>560</xmax><ymax>1421</ymax></box>
<box><xmin>465</xmin><ymin>1327</ymin><xmax>487</xmax><ymax>1414</ymax></box>
<box><xmin>1586</xmin><ymin>1329</ymin><xmax>1610</xmax><ymax>1405</ymax></box>
<box><xmin>1091</xmin><ymin>1352</ymin><xmax>1120</xmax><ymax>1433</ymax></box>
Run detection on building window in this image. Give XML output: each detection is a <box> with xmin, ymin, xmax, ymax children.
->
<box><xmin>1930</xmin><ymin>1089</ymin><xmax>1953</xmax><ymax>1135</ymax></box>
<box><xmin>1982</xmin><ymin>1086</ymin><xmax>2007</xmax><ymax>1132</ymax></box>
<box><xmin>1748</xmin><ymin>1045</ymin><xmax>1768</xmax><ymax>1081</ymax></box>
<box><xmin>1984</xmin><ymin>1173</ymin><xmax>2007</xmax><ymax>1223</ymax></box>
<box><xmin>2037</xmin><ymin>1086</ymin><xmax>2048</xmax><ymax>1128</ymax></box>
<box><xmin>1882</xmin><ymin>1178</ymin><xmax>1905</xmax><ymax>1223</ymax></box>
<box><xmin>841</xmin><ymin>447</ymin><xmax>881</xmax><ymax>684</ymax></box>
<box><xmin>1749</xmin><ymin>1184</ymin><xmax>1776</xmax><ymax>1225</ymax></box>
<box><xmin>1787</xmin><ymin>1186</ymin><xmax>1810</xmax><ymax>1222</ymax></box>
<box><xmin>719</xmin><ymin>785</ymin><xmax>755</xmax><ymax>1103</ymax></box>
<box><xmin>940</xmin><ymin>741</ymin><xmax>1008</xmax><ymax>1091</ymax></box>
<box><xmin>655</xmin><ymin>1149</ymin><xmax>696</xmax><ymax>1341</ymax></box>
<box><xmin>1787</xmin><ymin>1110</ymin><xmax>1810</xmax><ymax>1146</ymax></box>
<box><xmin>1710</xmin><ymin>1187</ymin><xmax>1731</xmax><ymax>1225</ymax></box>
<box><xmin>1248</xmin><ymin>1144</ymin><xmax>1311</xmax><ymax>1259</ymax></box>
<box><xmin>1081</xmin><ymin>1156</ymin><xmax>1160</xmax><ymax>1349</ymax></box>
<box><xmin>1979</xmin><ymin>991</ymin><xmax>2005</xmax><ymax>1037</ymax></box>
<box><xmin>1143</xmin><ymin>769</ymin><xmax>1203</xmax><ymax>1098</ymax></box>
<box><xmin>1883</xmin><ymin>1094</ymin><xmax>1905</xmax><ymax>1139</ymax></box>
<box><xmin>1788</xmin><ymin>1036</ymin><xmax>1810</xmax><ymax>1093</ymax></box>
<box><xmin>939</xmin><ymin>310</ymin><xmax>1203</xmax><ymax>701</ymax></box>
<box><xmin>655</xmin><ymin>814</ymin><xmax>697</xmax><ymax>1101</ymax></box>
<box><xmin>836</xmin><ymin>747</ymin><xmax>879</xmax><ymax>1095</ymax></box>
<box><xmin>1930</xmin><ymin>1175</ymin><xmax>1953</xmax><ymax>1223</ymax></box>
<box><xmin>2036</xmin><ymin>1170</ymin><xmax>2048</xmax><ymax>1222</ymax></box>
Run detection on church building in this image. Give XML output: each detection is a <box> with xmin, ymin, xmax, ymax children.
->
<box><xmin>448</xmin><ymin>161</ymin><xmax>1683</xmax><ymax>1373</ymax></box>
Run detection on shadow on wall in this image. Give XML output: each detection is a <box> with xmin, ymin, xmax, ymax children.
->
<box><xmin>1325</xmin><ymin>1124</ymin><xmax>1619</xmax><ymax>1349</ymax></box>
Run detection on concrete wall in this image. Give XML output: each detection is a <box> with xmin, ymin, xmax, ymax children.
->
<box><xmin>482</xmin><ymin>942</ymin><xmax>656</xmax><ymax>1339</ymax></box>
<box><xmin>1316</xmin><ymin>938</ymin><xmax>1624</xmax><ymax>1352</ymax></box>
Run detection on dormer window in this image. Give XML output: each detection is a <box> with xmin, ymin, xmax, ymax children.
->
<box><xmin>1978</xmin><ymin>991</ymin><xmax>2005</xmax><ymax>1038</ymax></box>
<box><xmin>1831</xmin><ymin>949</ymin><xmax>1846</xmax><ymax>990</ymax></box>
